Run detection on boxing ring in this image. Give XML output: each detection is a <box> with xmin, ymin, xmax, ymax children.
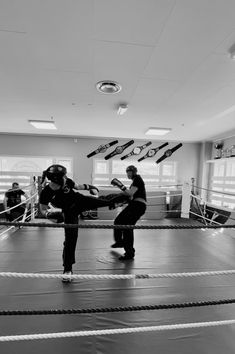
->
<box><xmin>0</xmin><ymin>183</ymin><xmax>234</xmax><ymax>353</ymax></box>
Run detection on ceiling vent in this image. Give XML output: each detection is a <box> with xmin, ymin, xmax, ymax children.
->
<box><xmin>96</xmin><ymin>81</ymin><xmax>122</xmax><ymax>94</ymax></box>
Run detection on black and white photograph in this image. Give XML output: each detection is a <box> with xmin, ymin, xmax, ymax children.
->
<box><xmin>0</xmin><ymin>1</ymin><xmax>235</xmax><ymax>353</ymax></box>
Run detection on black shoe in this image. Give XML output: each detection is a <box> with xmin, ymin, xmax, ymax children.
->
<box><xmin>119</xmin><ymin>253</ymin><xmax>134</xmax><ymax>261</ymax></box>
<box><xmin>111</xmin><ymin>242</ymin><xmax>124</xmax><ymax>248</ymax></box>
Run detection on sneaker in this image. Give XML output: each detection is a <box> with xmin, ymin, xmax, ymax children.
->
<box><xmin>62</xmin><ymin>271</ymin><xmax>73</xmax><ymax>283</ymax></box>
<box><xmin>119</xmin><ymin>253</ymin><xmax>134</xmax><ymax>261</ymax></box>
<box><xmin>111</xmin><ymin>242</ymin><xmax>124</xmax><ymax>248</ymax></box>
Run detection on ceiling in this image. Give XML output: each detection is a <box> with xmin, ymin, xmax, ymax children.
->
<box><xmin>1</xmin><ymin>0</ymin><xmax>235</xmax><ymax>142</ymax></box>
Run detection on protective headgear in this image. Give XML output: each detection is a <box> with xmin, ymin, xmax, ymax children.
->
<box><xmin>126</xmin><ymin>165</ymin><xmax>137</xmax><ymax>175</ymax></box>
<box><xmin>46</xmin><ymin>165</ymin><xmax>67</xmax><ymax>185</ymax></box>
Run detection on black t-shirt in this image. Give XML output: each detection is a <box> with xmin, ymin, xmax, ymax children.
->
<box><xmin>39</xmin><ymin>178</ymin><xmax>76</xmax><ymax>210</ymax></box>
<box><xmin>5</xmin><ymin>189</ymin><xmax>25</xmax><ymax>208</ymax></box>
<box><xmin>131</xmin><ymin>175</ymin><xmax>146</xmax><ymax>201</ymax></box>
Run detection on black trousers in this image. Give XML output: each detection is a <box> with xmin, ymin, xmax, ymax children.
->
<box><xmin>6</xmin><ymin>206</ymin><xmax>26</xmax><ymax>222</ymax></box>
<box><xmin>114</xmin><ymin>201</ymin><xmax>146</xmax><ymax>256</ymax></box>
<box><xmin>62</xmin><ymin>193</ymin><xmax>113</xmax><ymax>271</ymax></box>
<box><xmin>63</xmin><ymin>210</ymin><xmax>79</xmax><ymax>271</ymax></box>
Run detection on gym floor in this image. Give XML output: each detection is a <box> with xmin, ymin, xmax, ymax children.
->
<box><xmin>0</xmin><ymin>218</ymin><xmax>234</xmax><ymax>353</ymax></box>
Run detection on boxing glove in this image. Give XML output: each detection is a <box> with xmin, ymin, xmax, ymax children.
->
<box><xmin>83</xmin><ymin>184</ymin><xmax>99</xmax><ymax>196</ymax></box>
<box><xmin>46</xmin><ymin>210</ymin><xmax>64</xmax><ymax>223</ymax></box>
<box><xmin>110</xmin><ymin>178</ymin><xmax>127</xmax><ymax>191</ymax></box>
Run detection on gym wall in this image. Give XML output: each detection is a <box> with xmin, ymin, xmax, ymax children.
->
<box><xmin>0</xmin><ymin>134</ymin><xmax>201</xmax><ymax>186</ymax></box>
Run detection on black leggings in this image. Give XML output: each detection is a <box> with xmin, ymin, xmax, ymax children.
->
<box><xmin>114</xmin><ymin>201</ymin><xmax>146</xmax><ymax>256</ymax></box>
<box><xmin>62</xmin><ymin>193</ymin><xmax>114</xmax><ymax>271</ymax></box>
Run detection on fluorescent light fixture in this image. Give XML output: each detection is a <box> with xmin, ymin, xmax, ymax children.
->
<box><xmin>28</xmin><ymin>120</ymin><xmax>57</xmax><ymax>130</ymax></box>
<box><xmin>145</xmin><ymin>127</ymin><xmax>171</xmax><ymax>136</ymax></box>
<box><xmin>117</xmin><ymin>104</ymin><xmax>128</xmax><ymax>115</ymax></box>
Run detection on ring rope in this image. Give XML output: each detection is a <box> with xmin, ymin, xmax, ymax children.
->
<box><xmin>147</xmin><ymin>193</ymin><xmax>182</xmax><ymax>199</ymax></box>
<box><xmin>4</xmin><ymin>183</ymin><xmax>36</xmax><ymax>193</ymax></box>
<box><xmin>100</xmin><ymin>184</ymin><xmax>183</xmax><ymax>189</ymax></box>
<box><xmin>189</xmin><ymin>211</ymin><xmax>222</xmax><ymax>225</ymax></box>
<box><xmin>204</xmin><ymin>201</ymin><xmax>235</xmax><ymax>216</ymax></box>
<box><xmin>191</xmin><ymin>185</ymin><xmax>235</xmax><ymax>197</ymax></box>
<box><xmin>0</xmin><ymin>221</ymin><xmax>234</xmax><ymax>229</ymax></box>
<box><xmin>0</xmin><ymin>225</ymin><xmax>15</xmax><ymax>238</ymax></box>
<box><xmin>0</xmin><ymin>208</ymin><xmax>38</xmax><ymax>238</ymax></box>
<box><xmin>0</xmin><ymin>319</ymin><xmax>235</xmax><ymax>342</ymax></box>
<box><xmin>146</xmin><ymin>209</ymin><xmax>182</xmax><ymax>212</ymax></box>
<box><xmin>191</xmin><ymin>194</ymin><xmax>235</xmax><ymax>221</ymax></box>
<box><xmin>0</xmin><ymin>211</ymin><xmax>29</xmax><ymax>238</ymax></box>
<box><xmin>97</xmin><ymin>209</ymin><xmax>182</xmax><ymax>213</ymax></box>
<box><xmin>1</xmin><ymin>298</ymin><xmax>234</xmax><ymax>316</ymax></box>
<box><xmin>190</xmin><ymin>193</ymin><xmax>203</xmax><ymax>201</ymax></box>
<box><xmin>0</xmin><ymin>209</ymin><xmax>38</xmax><ymax>232</ymax></box>
<box><xmin>0</xmin><ymin>192</ymin><xmax>37</xmax><ymax>215</ymax></box>
<box><xmin>0</xmin><ymin>269</ymin><xmax>234</xmax><ymax>280</ymax></box>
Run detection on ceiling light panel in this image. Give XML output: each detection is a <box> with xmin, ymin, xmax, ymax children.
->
<box><xmin>145</xmin><ymin>127</ymin><xmax>171</xmax><ymax>136</ymax></box>
<box><xmin>28</xmin><ymin>120</ymin><xmax>57</xmax><ymax>130</ymax></box>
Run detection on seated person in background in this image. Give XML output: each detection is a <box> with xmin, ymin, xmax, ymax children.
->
<box><xmin>3</xmin><ymin>182</ymin><xmax>29</xmax><ymax>221</ymax></box>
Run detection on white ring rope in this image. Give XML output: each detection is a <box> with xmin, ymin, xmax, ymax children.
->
<box><xmin>24</xmin><ymin>208</ymin><xmax>38</xmax><ymax>221</ymax></box>
<box><xmin>190</xmin><ymin>194</ymin><xmax>235</xmax><ymax>225</ymax></box>
<box><xmin>191</xmin><ymin>184</ymin><xmax>235</xmax><ymax>197</ymax></box>
<box><xmin>87</xmin><ymin>192</ymin><xmax>182</xmax><ymax>214</ymax></box>
<box><xmin>204</xmin><ymin>202</ymin><xmax>235</xmax><ymax>215</ymax></box>
<box><xmin>0</xmin><ymin>319</ymin><xmax>234</xmax><ymax>342</ymax></box>
<box><xmin>0</xmin><ymin>192</ymin><xmax>37</xmax><ymax>215</ymax></box>
<box><xmin>0</xmin><ymin>226</ymin><xmax>15</xmax><ymax>238</ymax></box>
<box><xmin>189</xmin><ymin>211</ymin><xmax>222</xmax><ymax>225</ymax></box>
<box><xmin>0</xmin><ymin>269</ymin><xmax>234</xmax><ymax>280</ymax></box>
<box><xmin>147</xmin><ymin>193</ymin><xmax>182</xmax><ymax>199</ymax></box>
<box><xmin>0</xmin><ymin>209</ymin><xmax>38</xmax><ymax>238</ymax></box>
<box><xmin>97</xmin><ymin>209</ymin><xmax>182</xmax><ymax>214</ymax></box>
<box><xmin>190</xmin><ymin>193</ymin><xmax>203</xmax><ymax>201</ymax></box>
<box><xmin>99</xmin><ymin>184</ymin><xmax>183</xmax><ymax>189</ymax></box>
<box><xmin>191</xmin><ymin>194</ymin><xmax>235</xmax><ymax>221</ymax></box>
<box><xmin>4</xmin><ymin>183</ymin><xmax>36</xmax><ymax>193</ymax></box>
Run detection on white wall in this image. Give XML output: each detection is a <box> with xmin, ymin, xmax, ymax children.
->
<box><xmin>0</xmin><ymin>134</ymin><xmax>201</xmax><ymax>185</ymax></box>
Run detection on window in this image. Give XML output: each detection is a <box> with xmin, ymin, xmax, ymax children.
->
<box><xmin>209</xmin><ymin>160</ymin><xmax>235</xmax><ymax>210</ymax></box>
<box><xmin>92</xmin><ymin>159</ymin><xmax>110</xmax><ymax>186</ymax></box>
<box><xmin>0</xmin><ymin>157</ymin><xmax>53</xmax><ymax>172</ymax></box>
<box><xmin>92</xmin><ymin>158</ymin><xmax>178</xmax><ymax>189</ymax></box>
<box><xmin>94</xmin><ymin>159</ymin><xmax>109</xmax><ymax>174</ymax></box>
<box><xmin>0</xmin><ymin>156</ymin><xmax>73</xmax><ymax>202</ymax></box>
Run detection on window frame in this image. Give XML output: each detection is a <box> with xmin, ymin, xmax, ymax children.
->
<box><xmin>209</xmin><ymin>159</ymin><xmax>235</xmax><ymax>210</ymax></box>
<box><xmin>0</xmin><ymin>155</ymin><xmax>73</xmax><ymax>202</ymax></box>
<box><xmin>92</xmin><ymin>158</ymin><xmax>178</xmax><ymax>189</ymax></box>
